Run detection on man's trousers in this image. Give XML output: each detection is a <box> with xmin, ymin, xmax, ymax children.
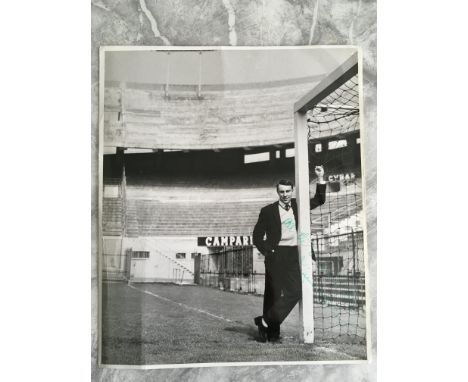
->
<box><xmin>263</xmin><ymin>246</ymin><xmax>302</xmax><ymax>328</ymax></box>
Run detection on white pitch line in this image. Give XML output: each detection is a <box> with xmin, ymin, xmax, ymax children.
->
<box><xmin>313</xmin><ymin>346</ymin><xmax>361</xmax><ymax>360</ymax></box>
<box><xmin>128</xmin><ymin>284</ymin><xmax>233</xmax><ymax>323</ymax></box>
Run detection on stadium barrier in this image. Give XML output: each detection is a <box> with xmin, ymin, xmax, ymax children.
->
<box><xmin>198</xmin><ymin>271</ymin><xmax>265</xmax><ymax>295</ymax></box>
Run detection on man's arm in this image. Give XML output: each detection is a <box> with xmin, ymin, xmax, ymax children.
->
<box><xmin>310</xmin><ymin>165</ymin><xmax>327</xmax><ymax>210</ymax></box>
<box><xmin>253</xmin><ymin>207</ymin><xmax>268</xmax><ymax>255</ymax></box>
<box><xmin>310</xmin><ymin>183</ymin><xmax>327</xmax><ymax>209</ymax></box>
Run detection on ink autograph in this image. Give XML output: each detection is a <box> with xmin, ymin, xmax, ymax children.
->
<box><xmin>282</xmin><ymin>217</ymin><xmax>314</xmax><ymax>285</ymax></box>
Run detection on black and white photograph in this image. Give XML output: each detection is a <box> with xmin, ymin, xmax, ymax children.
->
<box><xmin>99</xmin><ymin>46</ymin><xmax>369</xmax><ymax>367</ymax></box>
<box><xmin>7</xmin><ymin>1</ymin><xmax>468</xmax><ymax>382</ymax></box>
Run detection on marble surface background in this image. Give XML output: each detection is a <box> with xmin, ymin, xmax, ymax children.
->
<box><xmin>91</xmin><ymin>1</ymin><xmax>377</xmax><ymax>381</ymax></box>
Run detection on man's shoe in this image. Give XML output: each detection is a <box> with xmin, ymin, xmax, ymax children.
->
<box><xmin>267</xmin><ymin>332</ymin><xmax>282</xmax><ymax>343</ymax></box>
<box><xmin>268</xmin><ymin>324</ymin><xmax>280</xmax><ymax>342</ymax></box>
<box><xmin>254</xmin><ymin>316</ymin><xmax>268</xmax><ymax>343</ymax></box>
<box><xmin>267</xmin><ymin>327</ymin><xmax>281</xmax><ymax>343</ymax></box>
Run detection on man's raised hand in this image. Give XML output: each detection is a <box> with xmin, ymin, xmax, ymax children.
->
<box><xmin>315</xmin><ymin>165</ymin><xmax>325</xmax><ymax>184</ymax></box>
<box><xmin>315</xmin><ymin>165</ymin><xmax>324</xmax><ymax>177</ymax></box>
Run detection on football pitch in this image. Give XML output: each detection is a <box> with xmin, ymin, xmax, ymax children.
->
<box><xmin>101</xmin><ymin>282</ymin><xmax>367</xmax><ymax>365</ymax></box>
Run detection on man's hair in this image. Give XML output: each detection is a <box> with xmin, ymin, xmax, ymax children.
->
<box><xmin>276</xmin><ymin>179</ymin><xmax>294</xmax><ymax>191</ymax></box>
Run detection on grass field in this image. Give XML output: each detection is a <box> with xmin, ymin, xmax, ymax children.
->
<box><xmin>101</xmin><ymin>281</ymin><xmax>367</xmax><ymax>365</ymax></box>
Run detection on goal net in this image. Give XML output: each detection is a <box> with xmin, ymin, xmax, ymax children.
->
<box><xmin>297</xmin><ymin>52</ymin><xmax>367</xmax><ymax>345</ymax></box>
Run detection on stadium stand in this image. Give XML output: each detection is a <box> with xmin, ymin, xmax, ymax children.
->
<box><xmin>103</xmin><ymin>156</ymin><xmax>362</xmax><ymax>238</ymax></box>
<box><xmin>103</xmin><ymin>77</ymin><xmax>348</xmax><ymax>150</ymax></box>
<box><xmin>103</xmin><ymin>188</ymin><xmax>362</xmax><ymax>237</ymax></box>
<box><xmin>102</xmin><ymin>198</ymin><xmax>123</xmax><ymax>236</ymax></box>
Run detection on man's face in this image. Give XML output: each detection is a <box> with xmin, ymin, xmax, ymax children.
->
<box><xmin>277</xmin><ymin>184</ymin><xmax>293</xmax><ymax>205</ymax></box>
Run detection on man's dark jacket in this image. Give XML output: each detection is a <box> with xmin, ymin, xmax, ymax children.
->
<box><xmin>253</xmin><ymin>183</ymin><xmax>327</xmax><ymax>257</ymax></box>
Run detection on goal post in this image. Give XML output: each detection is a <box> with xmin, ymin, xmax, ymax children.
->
<box><xmin>294</xmin><ymin>51</ymin><xmax>359</xmax><ymax>343</ymax></box>
<box><xmin>294</xmin><ymin>110</ymin><xmax>314</xmax><ymax>343</ymax></box>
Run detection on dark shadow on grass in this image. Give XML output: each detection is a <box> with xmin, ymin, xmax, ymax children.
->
<box><xmin>224</xmin><ymin>325</ymin><xmax>261</xmax><ymax>342</ymax></box>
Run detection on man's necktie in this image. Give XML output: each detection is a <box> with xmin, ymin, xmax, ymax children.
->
<box><xmin>285</xmin><ymin>204</ymin><xmax>290</xmax><ymax>211</ymax></box>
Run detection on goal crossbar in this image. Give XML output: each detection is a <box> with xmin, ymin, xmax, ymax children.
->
<box><xmin>294</xmin><ymin>52</ymin><xmax>358</xmax><ymax>114</ymax></box>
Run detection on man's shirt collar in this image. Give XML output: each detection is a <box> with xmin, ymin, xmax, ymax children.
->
<box><xmin>278</xmin><ymin>200</ymin><xmax>291</xmax><ymax>210</ymax></box>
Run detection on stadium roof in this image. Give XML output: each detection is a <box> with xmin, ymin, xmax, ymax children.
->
<box><xmin>104</xmin><ymin>47</ymin><xmax>356</xmax><ymax>86</ymax></box>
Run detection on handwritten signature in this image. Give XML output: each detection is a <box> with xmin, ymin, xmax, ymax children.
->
<box><xmin>280</xmin><ymin>219</ymin><xmax>314</xmax><ymax>285</ymax></box>
<box><xmin>281</xmin><ymin>218</ymin><xmax>309</xmax><ymax>244</ymax></box>
<box><xmin>298</xmin><ymin>268</ymin><xmax>312</xmax><ymax>285</ymax></box>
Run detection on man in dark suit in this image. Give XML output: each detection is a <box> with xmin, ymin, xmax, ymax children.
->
<box><xmin>253</xmin><ymin>166</ymin><xmax>326</xmax><ymax>342</ymax></box>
